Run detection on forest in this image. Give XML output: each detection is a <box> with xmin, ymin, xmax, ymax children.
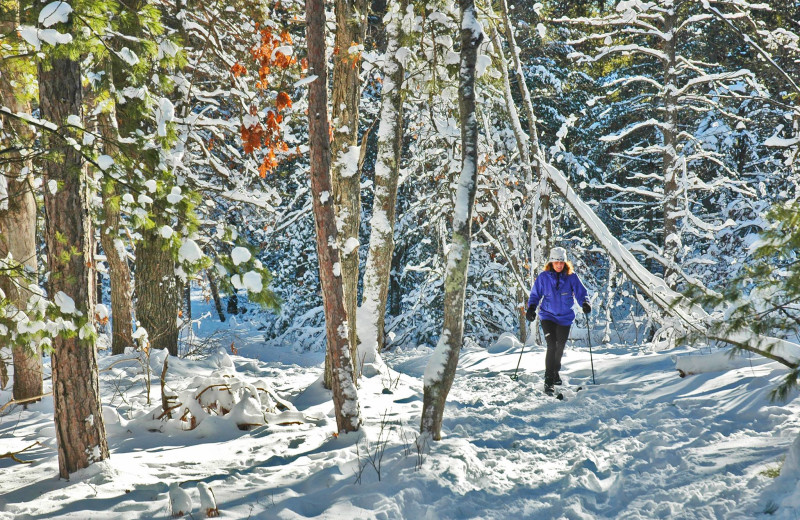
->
<box><xmin>1</xmin><ymin>0</ymin><xmax>800</xmax><ymax>518</ymax></box>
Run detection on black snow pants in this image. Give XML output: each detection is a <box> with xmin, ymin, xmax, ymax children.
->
<box><xmin>541</xmin><ymin>319</ymin><xmax>571</xmax><ymax>386</ymax></box>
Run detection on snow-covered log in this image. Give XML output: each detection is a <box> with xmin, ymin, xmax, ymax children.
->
<box><xmin>540</xmin><ymin>160</ymin><xmax>800</xmax><ymax>367</ymax></box>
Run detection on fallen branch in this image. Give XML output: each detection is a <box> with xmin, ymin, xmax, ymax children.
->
<box><xmin>0</xmin><ymin>392</ymin><xmax>53</xmax><ymax>414</ymax></box>
<box><xmin>0</xmin><ymin>441</ymin><xmax>41</xmax><ymax>464</ymax></box>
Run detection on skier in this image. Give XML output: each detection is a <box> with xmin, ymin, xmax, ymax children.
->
<box><xmin>526</xmin><ymin>246</ymin><xmax>591</xmax><ymax>395</ymax></box>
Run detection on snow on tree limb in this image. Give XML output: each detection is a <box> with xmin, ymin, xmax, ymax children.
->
<box><xmin>540</xmin><ymin>158</ymin><xmax>800</xmax><ymax>367</ymax></box>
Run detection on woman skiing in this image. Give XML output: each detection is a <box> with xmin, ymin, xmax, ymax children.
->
<box><xmin>526</xmin><ymin>247</ymin><xmax>591</xmax><ymax>395</ymax></box>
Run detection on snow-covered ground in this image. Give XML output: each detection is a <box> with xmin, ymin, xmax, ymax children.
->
<box><xmin>3</xmin><ymin>304</ymin><xmax>800</xmax><ymax>519</ymax></box>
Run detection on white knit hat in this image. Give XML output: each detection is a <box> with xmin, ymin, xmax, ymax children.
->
<box><xmin>548</xmin><ymin>247</ymin><xmax>567</xmax><ymax>263</ymax></box>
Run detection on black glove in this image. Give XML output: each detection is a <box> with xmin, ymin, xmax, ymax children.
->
<box><xmin>526</xmin><ymin>305</ymin><xmax>536</xmax><ymax>321</ymax></box>
<box><xmin>582</xmin><ymin>302</ymin><xmax>591</xmax><ymax>314</ymax></box>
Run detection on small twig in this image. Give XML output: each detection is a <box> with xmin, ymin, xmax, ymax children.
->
<box><xmin>0</xmin><ymin>441</ymin><xmax>41</xmax><ymax>464</ymax></box>
<box><xmin>0</xmin><ymin>392</ymin><xmax>53</xmax><ymax>414</ymax></box>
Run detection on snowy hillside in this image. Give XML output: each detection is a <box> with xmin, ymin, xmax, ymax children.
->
<box><xmin>3</xmin><ymin>309</ymin><xmax>800</xmax><ymax>519</ymax></box>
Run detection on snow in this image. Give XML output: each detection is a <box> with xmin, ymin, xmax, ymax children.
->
<box><xmin>3</xmin><ymin>291</ymin><xmax>800</xmax><ymax>519</ymax></box>
<box><xmin>97</xmin><ymin>155</ymin><xmax>114</xmax><ymax>170</ymax></box>
<box><xmin>241</xmin><ymin>271</ymin><xmax>262</xmax><ymax>293</ymax></box>
<box><xmin>230</xmin><ymin>246</ymin><xmax>251</xmax><ymax>266</ymax></box>
<box><xmin>18</xmin><ymin>26</ymin><xmax>72</xmax><ymax>50</ymax></box>
<box><xmin>336</xmin><ymin>145</ymin><xmax>361</xmax><ymax>178</ymax></box>
<box><xmin>54</xmin><ymin>291</ymin><xmax>76</xmax><ymax>315</ymax></box>
<box><xmin>159</xmin><ymin>225</ymin><xmax>173</xmax><ymax>239</ymax></box>
<box><xmin>155</xmin><ymin>98</ymin><xmax>175</xmax><ymax>137</ymax></box>
<box><xmin>294</xmin><ymin>75</ymin><xmax>318</xmax><ymax>88</ymax></box>
<box><xmin>178</xmin><ymin>239</ymin><xmax>202</xmax><ymax>263</ymax></box>
<box><xmin>38</xmin><ymin>1</ymin><xmax>72</xmax><ymax>27</ymax></box>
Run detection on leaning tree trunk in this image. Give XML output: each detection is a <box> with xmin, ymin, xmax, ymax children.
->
<box><xmin>0</xmin><ymin>1</ymin><xmax>42</xmax><ymax>401</ymax></box>
<box><xmin>324</xmin><ymin>0</ymin><xmax>370</xmax><ymax>386</ymax></box>
<box><xmin>661</xmin><ymin>9</ymin><xmax>681</xmax><ymax>290</ymax></box>
<box><xmin>306</xmin><ymin>0</ymin><xmax>361</xmax><ymax>433</ymax></box>
<box><xmin>358</xmin><ymin>0</ymin><xmax>406</xmax><ymax>362</ymax></box>
<box><xmin>97</xmin><ymin>89</ymin><xmax>134</xmax><ymax>355</ymax></box>
<box><xmin>420</xmin><ymin>0</ymin><xmax>483</xmax><ymax>440</ymax></box>
<box><xmin>38</xmin><ymin>37</ymin><xmax>109</xmax><ymax>478</ymax></box>
<box><xmin>135</xmin><ymin>229</ymin><xmax>179</xmax><ymax>356</ymax></box>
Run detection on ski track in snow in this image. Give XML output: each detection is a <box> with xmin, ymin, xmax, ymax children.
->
<box><xmin>2</xmin><ymin>315</ymin><xmax>800</xmax><ymax>519</ymax></box>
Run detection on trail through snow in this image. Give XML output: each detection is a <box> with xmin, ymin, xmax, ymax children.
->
<box><xmin>2</xmin><ymin>315</ymin><xmax>800</xmax><ymax>519</ymax></box>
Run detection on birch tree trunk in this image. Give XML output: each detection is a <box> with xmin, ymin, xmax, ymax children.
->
<box><xmin>326</xmin><ymin>0</ymin><xmax>369</xmax><ymax>384</ymax></box>
<box><xmin>420</xmin><ymin>0</ymin><xmax>483</xmax><ymax>440</ymax></box>
<box><xmin>661</xmin><ymin>9</ymin><xmax>681</xmax><ymax>290</ymax></box>
<box><xmin>358</xmin><ymin>0</ymin><xmax>406</xmax><ymax>362</ymax></box>
<box><xmin>97</xmin><ymin>87</ymin><xmax>134</xmax><ymax>355</ymax></box>
<box><xmin>0</xmin><ymin>1</ymin><xmax>42</xmax><ymax>401</ymax></box>
<box><xmin>38</xmin><ymin>35</ymin><xmax>109</xmax><ymax>478</ymax></box>
<box><xmin>306</xmin><ymin>0</ymin><xmax>362</xmax><ymax>433</ymax></box>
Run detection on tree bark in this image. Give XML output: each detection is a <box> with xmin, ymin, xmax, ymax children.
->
<box><xmin>0</xmin><ymin>2</ymin><xmax>42</xmax><ymax>401</ymax></box>
<box><xmin>97</xmin><ymin>91</ymin><xmax>134</xmax><ymax>355</ymax></box>
<box><xmin>306</xmin><ymin>0</ymin><xmax>361</xmax><ymax>433</ymax></box>
<box><xmin>38</xmin><ymin>38</ymin><xmax>109</xmax><ymax>478</ymax></box>
<box><xmin>206</xmin><ymin>269</ymin><xmax>225</xmax><ymax>322</ymax></box>
<box><xmin>135</xmin><ymin>229</ymin><xmax>179</xmax><ymax>356</ymax></box>
<box><xmin>326</xmin><ymin>0</ymin><xmax>370</xmax><ymax>383</ymax></box>
<box><xmin>661</xmin><ymin>9</ymin><xmax>681</xmax><ymax>290</ymax></box>
<box><xmin>420</xmin><ymin>0</ymin><xmax>483</xmax><ymax>440</ymax></box>
<box><xmin>358</xmin><ymin>0</ymin><xmax>406</xmax><ymax>361</ymax></box>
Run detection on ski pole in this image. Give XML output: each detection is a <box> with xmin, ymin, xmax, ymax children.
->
<box><xmin>511</xmin><ymin>318</ymin><xmax>530</xmax><ymax>380</ymax></box>
<box><xmin>586</xmin><ymin>313</ymin><xmax>596</xmax><ymax>384</ymax></box>
<box><xmin>511</xmin><ymin>324</ymin><xmax>526</xmax><ymax>381</ymax></box>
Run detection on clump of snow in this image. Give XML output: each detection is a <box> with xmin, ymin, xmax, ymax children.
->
<box><xmin>38</xmin><ymin>1</ymin><xmax>73</xmax><ymax>27</ymax></box>
<box><xmin>178</xmin><ymin>239</ymin><xmax>202</xmax><ymax>263</ymax></box>
<box><xmin>54</xmin><ymin>291</ymin><xmax>77</xmax><ymax>315</ymax></box>
<box><xmin>166</xmin><ymin>186</ymin><xmax>182</xmax><ymax>204</ymax></box>
<box><xmin>155</xmin><ymin>98</ymin><xmax>175</xmax><ymax>137</ymax></box>
<box><xmin>242</xmin><ymin>271</ymin><xmax>262</xmax><ymax>293</ymax></box>
<box><xmin>95</xmin><ymin>304</ymin><xmax>109</xmax><ymax>320</ymax></box>
<box><xmin>159</xmin><ymin>225</ymin><xmax>173</xmax><ymax>239</ymax></box>
<box><xmin>231</xmin><ymin>247</ymin><xmax>251</xmax><ymax>266</ymax></box>
<box><xmin>97</xmin><ymin>155</ymin><xmax>114</xmax><ymax>170</ymax></box>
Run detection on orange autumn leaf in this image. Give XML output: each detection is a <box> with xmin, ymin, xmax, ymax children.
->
<box><xmin>276</xmin><ymin>92</ymin><xmax>292</xmax><ymax>111</ymax></box>
<box><xmin>231</xmin><ymin>62</ymin><xmax>247</xmax><ymax>77</ymax></box>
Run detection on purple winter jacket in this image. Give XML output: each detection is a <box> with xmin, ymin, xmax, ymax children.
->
<box><xmin>527</xmin><ymin>270</ymin><xmax>589</xmax><ymax>326</ymax></box>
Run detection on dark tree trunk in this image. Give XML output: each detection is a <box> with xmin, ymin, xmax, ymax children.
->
<box><xmin>135</xmin><ymin>230</ymin><xmax>179</xmax><ymax>356</ymax></box>
<box><xmin>206</xmin><ymin>269</ymin><xmax>225</xmax><ymax>322</ymax></box>
<box><xmin>38</xmin><ymin>42</ymin><xmax>109</xmax><ymax>478</ymax></box>
<box><xmin>97</xmin><ymin>95</ymin><xmax>134</xmax><ymax>355</ymax></box>
<box><xmin>306</xmin><ymin>0</ymin><xmax>361</xmax><ymax>433</ymax></box>
<box><xmin>420</xmin><ymin>0</ymin><xmax>483</xmax><ymax>440</ymax></box>
<box><xmin>0</xmin><ymin>3</ymin><xmax>43</xmax><ymax>401</ymax></box>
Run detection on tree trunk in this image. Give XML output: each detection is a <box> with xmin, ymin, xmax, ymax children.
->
<box><xmin>0</xmin><ymin>2</ymin><xmax>42</xmax><ymax>401</ymax></box>
<box><xmin>38</xmin><ymin>42</ymin><xmax>109</xmax><ymax>478</ymax></box>
<box><xmin>325</xmin><ymin>0</ymin><xmax>370</xmax><ymax>383</ymax></box>
<box><xmin>97</xmin><ymin>93</ymin><xmax>134</xmax><ymax>355</ymax></box>
<box><xmin>661</xmin><ymin>10</ymin><xmax>681</xmax><ymax>289</ymax></box>
<box><xmin>306</xmin><ymin>0</ymin><xmax>362</xmax><ymax>433</ymax></box>
<box><xmin>206</xmin><ymin>269</ymin><xmax>225</xmax><ymax>322</ymax></box>
<box><xmin>358</xmin><ymin>0</ymin><xmax>405</xmax><ymax>362</ymax></box>
<box><xmin>420</xmin><ymin>0</ymin><xmax>483</xmax><ymax>440</ymax></box>
<box><xmin>135</xmin><ymin>229</ymin><xmax>179</xmax><ymax>356</ymax></box>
